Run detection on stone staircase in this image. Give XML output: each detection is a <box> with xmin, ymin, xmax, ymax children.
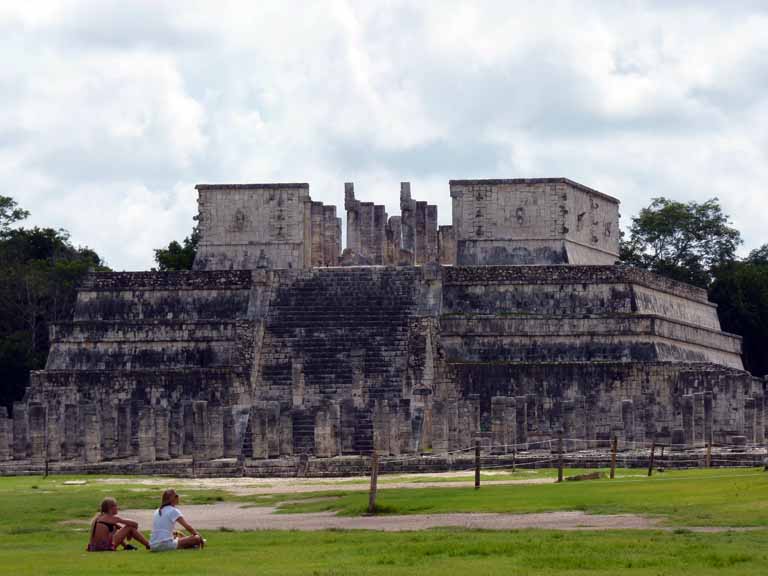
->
<box><xmin>257</xmin><ymin>267</ymin><xmax>424</xmax><ymax>453</ymax></box>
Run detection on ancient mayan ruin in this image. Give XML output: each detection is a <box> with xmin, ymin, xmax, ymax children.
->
<box><xmin>0</xmin><ymin>178</ymin><xmax>764</xmax><ymax>476</ymax></box>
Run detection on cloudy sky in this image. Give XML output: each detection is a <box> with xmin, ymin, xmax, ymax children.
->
<box><xmin>2</xmin><ymin>1</ymin><xmax>767</xmax><ymax>270</ymax></box>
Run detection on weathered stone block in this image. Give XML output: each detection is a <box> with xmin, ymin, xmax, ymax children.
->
<box><xmin>13</xmin><ymin>402</ymin><xmax>28</xmax><ymax>460</ymax></box>
<box><xmin>81</xmin><ymin>403</ymin><xmax>102</xmax><ymax>464</ymax></box>
<box><xmin>0</xmin><ymin>407</ymin><xmax>11</xmax><ymax>461</ymax></box>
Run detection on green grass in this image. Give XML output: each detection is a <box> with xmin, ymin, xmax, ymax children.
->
<box><xmin>275</xmin><ymin>468</ymin><xmax>768</xmax><ymax>527</ymax></box>
<box><xmin>0</xmin><ymin>470</ymin><xmax>767</xmax><ymax>574</ymax></box>
<box><xmin>1</xmin><ymin>527</ymin><xmax>767</xmax><ymax>575</ymax></box>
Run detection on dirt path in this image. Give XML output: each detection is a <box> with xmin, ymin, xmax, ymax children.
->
<box><xmin>95</xmin><ymin>473</ymin><xmax>555</xmax><ymax>495</ymax></box>
<box><xmin>117</xmin><ymin>502</ymin><xmax>754</xmax><ymax>532</ymax></box>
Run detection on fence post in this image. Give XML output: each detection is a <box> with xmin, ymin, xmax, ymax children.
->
<box><xmin>512</xmin><ymin>447</ymin><xmax>517</xmax><ymax>474</ymax></box>
<box><xmin>705</xmin><ymin>442</ymin><xmax>712</xmax><ymax>468</ymax></box>
<box><xmin>368</xmin><ymin>450</ymin><xmax>379</xmax><ymax>514</ymax></box>
<box><xmin>557</xmin><ymin>432</ymin><xmax>564</xmax><ymax>483</ymax></box>
<box><xmin>475</xmin><ymin>440</ymin><xmax>481</xmax><ymax>490</ymax></box>
<box><xmin>610</xmin><ymin>436</ymin><xmax>617</xmax><ymax>480</ymax></box>
<box><xmin>647</xmin><ymin>439</ymin><xmax>656</xmax><ymax>477</ymax></box>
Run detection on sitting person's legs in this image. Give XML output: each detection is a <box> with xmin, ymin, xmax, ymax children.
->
<box><xmin>114</xmin><ymin>525</ymin><xmax>150</xmax><ymax>550</ymax></box>
<box><xmin>176</xmin><ymin>534</ymin><xmax>205</xmax><ymax>549</ymax></box>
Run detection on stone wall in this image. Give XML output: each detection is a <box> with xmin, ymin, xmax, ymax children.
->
<box><xmin>343</xmin><ymin>182</ymin><xmax>442</xmax><ymax>266</ymax></box>
<box><xmin>453</xmin><ymin>362</ymin><xmax>764</xmax><ymax>449</ymax></box>
<box><xmin>2</xmin><ymin>264</ymin><xmax>763</xmax><ymax>471</ymax></box>
<box><xmin>450</xmin><ymin>179</ymin><xmax>620</xmax><ymax>266</ymax></box>
<box><xmin>194</xmin><ymin>184</ymin><xmax>340</xmax><ymax>270</ymax></box>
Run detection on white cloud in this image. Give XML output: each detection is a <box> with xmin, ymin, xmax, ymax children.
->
<box><xmin>1</xmin><ymin>0</ymin><xmax>766</xmax><ymax>269</ymax></box>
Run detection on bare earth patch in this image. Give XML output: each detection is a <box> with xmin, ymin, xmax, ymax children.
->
<box><xmin>93</xmin><ymin>471</ymin><xmax>555</xmax><ymax>495</ymax></box>
<box><xmin>118</xmin><ymin>502</ymin><xmax>663</xmax><ymax>531</ymax></box>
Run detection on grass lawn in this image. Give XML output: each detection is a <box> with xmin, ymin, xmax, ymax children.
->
<box><xmin>0</xmin><ymin>470</ymin><xmax>766</xmax><ymax>575</ymax></box>
<box><xmin>275</xmin><ymin>468</ymin><xmax>768</xmax><ymax>527</ymax></box>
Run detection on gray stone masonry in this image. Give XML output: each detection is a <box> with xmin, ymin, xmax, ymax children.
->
<box><xmin>3</xmin><ymin>177</ymin><xmax>766</xmax><ymax>475</ymax></box>
<box><xmin>0</xmin><ymin>407</ymin><xmax>10</xmax><ymax>461</ymax></box>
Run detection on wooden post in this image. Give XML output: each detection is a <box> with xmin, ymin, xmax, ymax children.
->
<box><xmin>368</xmin><ymin>450</ymin><xmax>379</xmax><ymax>514</ymax></box>
<box><xmin>557</xmin><ymin>432</ymin><xmax>564</xmax><ymax>483</ymax></box>
<box><xmin>474</xmin><ymin>440</ymin><xmax>481</xmax><ymax>490</ymax></box>
<box><xmin>610</xmin><ymin>436</ymin><xmax>617</xmax><ymax>480</ymax></box>
<box><xmin>705</xmin><ymin>442</ymin><xmax>712</xmax><ymax>468</ymax></box>
<box><xmin>647</xmin><ymin>439</ymin><xmax>656</xmax><ymax>477</ymax></box>
<box><xmin>512</xmin><ymin>447</ymin><xmax>517</xmax><ymax>474</ymax></box>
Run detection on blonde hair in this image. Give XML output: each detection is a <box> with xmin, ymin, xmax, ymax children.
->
<box><xmin>100</xmin><ymin>497</ymin><xmax>117</xmax><ymax>514</ymax></box>
<box><xmin>90</xmin><ymin>497</ymin><xmax>117</xmax><ymax>536</ymax></box>
<box><xmin>158</xmin><ymin>489</ymin><xmax>177</xmax><ymax>516</ymax></box>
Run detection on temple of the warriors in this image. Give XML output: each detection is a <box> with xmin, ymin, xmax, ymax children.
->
<box><xmin>0</xmin><ymin>178</ymin><xmax>764</xmax><ymax>475</ymax></box>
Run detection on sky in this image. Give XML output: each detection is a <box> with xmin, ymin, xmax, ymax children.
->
<box><xmin>1</xmin><ymin>1</ymin><xmax>767</xmax><ymax>270</ymax></box>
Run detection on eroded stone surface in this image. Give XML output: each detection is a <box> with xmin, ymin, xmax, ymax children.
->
<box><xmin>2</xmin><ymin>178</ymin><xmax>765</xmax><ymax>473</ymax></box>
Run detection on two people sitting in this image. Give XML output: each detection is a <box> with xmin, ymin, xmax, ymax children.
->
<box><xmin>88</xmin><ymin>488</ymin><xmax>205</xmax><ymax>553</ymax></box>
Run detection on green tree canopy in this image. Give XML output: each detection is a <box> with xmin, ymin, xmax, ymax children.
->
<box><xmin>0</xmin><ymin>224</ymin><xmax>108</xmax><ymax>409</ymax></box>
<box><xmin>710</xmin><ymin>258</ymin><xmax>768</xmax><ymax>377</ymax></box>
<box><xmin>0</xmin><ymin>195</ymin><xmax>30</xmax><ymax>233</ymax></box>
<box><xmin>620</xmin><ymin>197</ymin><xmax>742</xmax><ymax>289</ymax></box>
<box><xmin>746</xmin><ymin>244</ymin><xmax>768</xmax><ymax>266</ymax></box>
<box><xmin>153</xmin><ymin>225</ymin><xmax>199</xmax><ymax>271</ymax></box>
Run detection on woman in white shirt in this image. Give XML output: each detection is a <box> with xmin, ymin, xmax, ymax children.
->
<box><xmin>149</xmin><ymin>489</ymin><xmax>205</xmax><ymax>552</ymax></box>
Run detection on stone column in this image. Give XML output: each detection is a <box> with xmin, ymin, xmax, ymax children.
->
<box><xmin>192</xmin><ymin>401</ymin><xmax>209</xmax><ymax>460</ymax></box>
<box><xmin>344</xmin><ymin>183</ymin><xmax>360</xmax><ymax>254</ymax></box>
<box><xmin>100</xmin><ymin>403</ymin><xmax>117</xmax><ymax>461</ymax></box>
<box><xmin>183</xmin><ymin>402</ymin><xmax>194</xmax><ymax>457</ymax></box>
<box><xmin>154</xmin><ymin>407</ymin><xmax>170</xmax><ymax>461</ymax></box>
<box><xmin>704</xmin><ymin>392</ymin><xmax>714</xmax><ymax>445</ymax></box>
<box><xmin>682</xmin><ymin>394</ymin><xmax>694</xmax><ymax>447</ymax></box>
<box><xmin>223</xmin><ymin>408</ymin><xmax>238</xmax><ymax>458</ymax></box>
<box><xmin>694</xmin><ymin>392</ymin><xmax>706</xmax><ymax>447</ymax></box>
<box><xmin>207</xmin><ymin>404</ymin><xmax>224</xmax><ymax>460</ymax></box>
<box><xmin>431</xmin><ymin>400</ymin><xmax>448</xmax><ymax>454</ymax></box>
<box><xmin>373</xmin><ymin>400</ymin><xmax>392</xmax><ymax>455</ymax></box>
<box><xmin>515</xmin><ymin>396</ymin><xmax>528</xmax><ymax>449</ymax></box>
<box><xmin>425</xmin><ymin>204</ymin><xmax>438</xmax><ymax>263</ymax></box>
<box><xmin>266</xmin><ymin>402</ymin><xmax>280</xmax><ymax>459</ymax></box>
<box><xmin>340</xmin><ymin>400</ymin><xmax>356</xmax><ymax>455</ymax></box>
<box><xmin>562</xmin><ymin>400</ymin><xmax>575</xmax><ymax>450</ymax></box>
<box><xmin>414</xmin><ymin>201</ymin><xmax>427</xmax><ymax>264</ymax></box>
<box><xmin>28</xmin><ymin>403</ymin><xmax>47</xmax><ymax>465</ymax></box>
<box><xmin>138</xmin><ymin>407</ymin><xmax>155</xmax><ymax>463</ymax></box>
<box><xmin>754</xmin><ymin>394</ymin><xmax>765</xmax><ymax>444</ymax></box>
<box><xmin>12</xmin><ymin>402</ymin><xmax>28</xmax><ymax>460</ymax></box>
<box><xmin>169</xmin><ymin>406</ymin><xmax>184</xmax><ymax>459</ymax></box>
<box><xmin>398</xmin><ymin>399</ymin><xmax>412</xmax><ymax>455</ymax></box>
<box><xmin>504</xmin><ymin>397</ymin><xmax>517</xmax><ymax>451</ymax></box>
<box><xmin>279</xmin><ymin>411</ymin><xmax>293</xmax><ymax>457</ymax></box>
<box><xmin>314</xmin><ymin>403</ymin><xmax>340</xmax><ymax>458</ymax></box>
<box><xmin>82</xmin><ymin>403</ymin><xmax>102</xmax><ymax>464</ymax></box>
<box><xmin>373</xmin><ymin>205</ymin><xmax>387</xmax><ymax>265</ymax></box>
<box><xmin>744</xmin><ymin>396</ymin><xmax>756</xmax><ymax>444</ymax></box>
<box><xmin>117</xmin><ymin>403</ymin><xmax>132</xmax><ymax>459</ymax></box>
<box><xmin>621</xmin><ymin>400</ymin><xmax>635</xmax><ymax>445</ymax></box>
<box><xmin>0</xmin><ymin>407</ymin><xmax>11</xmax><ymax>461</ymax></box>
<box><xmin>400</xmin><ymin>183</ymin><xmax>415</xmax><ymax>259</ymax></box>
<box><xmin>250</xmin><ymin>405</ymin><xmax>268</xmax><ymax>459</ymax></box>
<box><xmin>46</xmin><ymin>408</ymin><xmax>61</xmax><ymax>462</ymax></box>
<box><xmin>491</xmin><ymin>397</ymin><xmax>506</xmax><ymax>453</ymax></box>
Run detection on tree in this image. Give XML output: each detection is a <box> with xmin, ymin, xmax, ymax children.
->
<box><xmin>0</xmin><ymin>195</ymin><xmax>30</xmax><ymax>233</ymax></box>
<box><xmin>153</xmin><ymin>225</ymin><xmax>199</xmax><ymax>271</ymax></box>
<box><xmin>0</xmin><ymin>225</ymin><xmax>108</xmax><ymax>410</ymax></box>
<box><xmin>710</xmin><ymin>258</ymin><xmax>768</xmax><ymax>377</ymax></box>
<box><xmin>620</xmin><ymin>197</ymin><xmax>742</xmax><ymax>288</ymax></box>
<box><xmin>746</xmin><ymin>244</ymin><xmax>768</xmax><ymax>266</ymax></box>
